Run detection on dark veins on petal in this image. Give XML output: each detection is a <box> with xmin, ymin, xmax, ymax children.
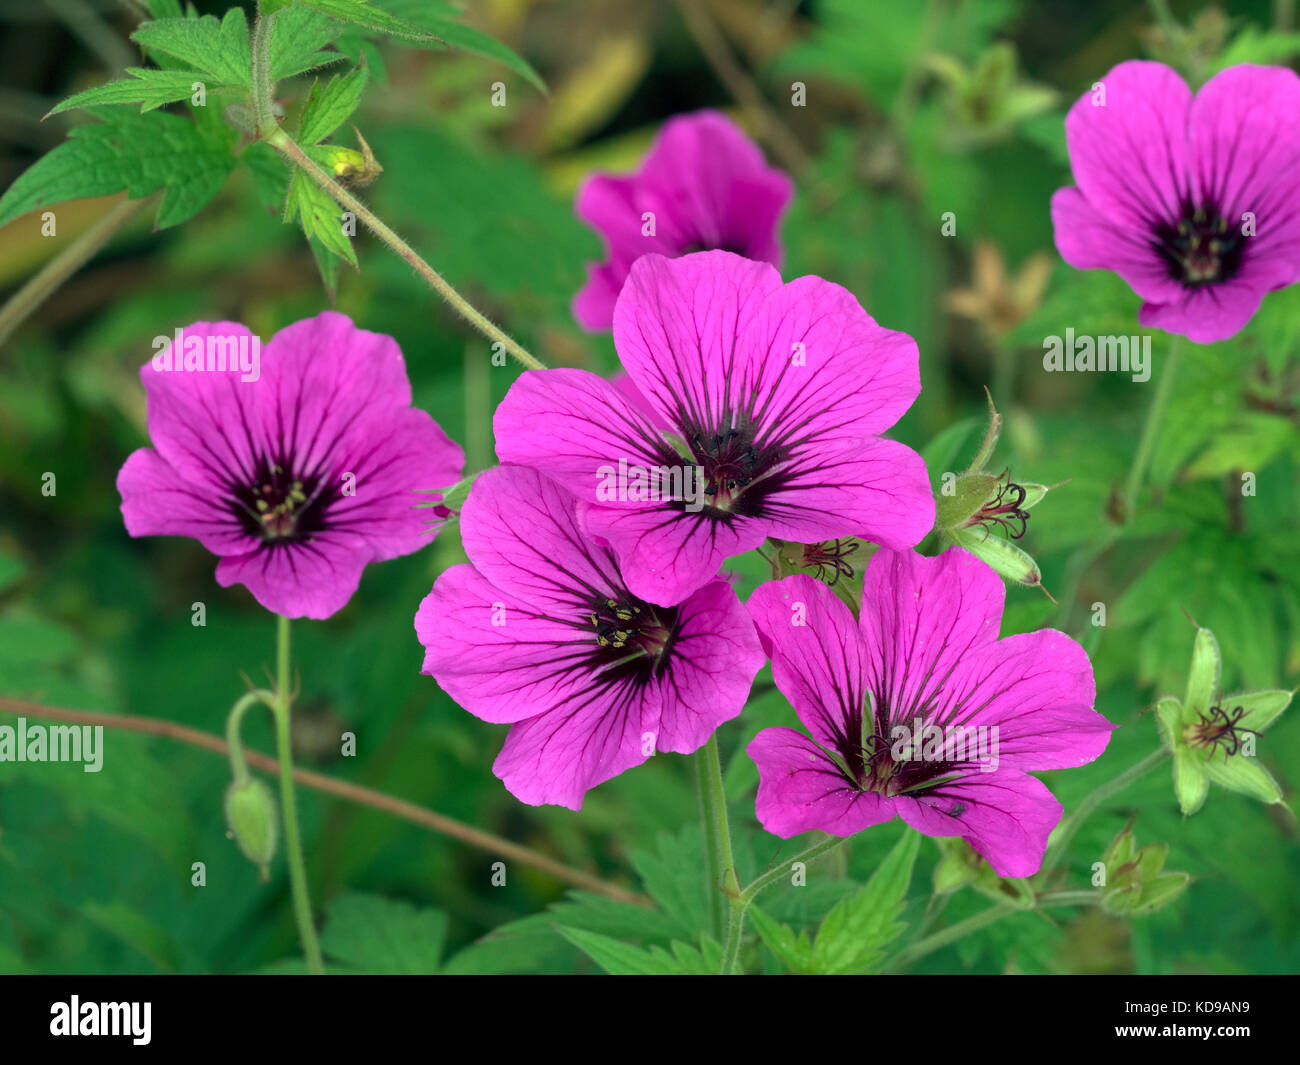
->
<box><xmin>808</xmin><ymin>683</ymin><xmax>981</xmax><ymax>801</ymax></box>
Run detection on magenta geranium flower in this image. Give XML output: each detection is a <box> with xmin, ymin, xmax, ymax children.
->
<box><xmin>414</xmin><ymin>464</ymin><xmax>764</xmax><ymax>809</ymax></box>
<box><xmin>573</xmin><ymin>109</ymin><xmax>793</xmax><ymax>331</ymax></box>
<box><xmin>495</xmin><ymin>250</ymin><xmax>935</xmax><ymax>607</ymax></box>
<box><xmin>746</xmin><ymin>548</ymin><xmax>1114</xmax><ymax>877</ymax></box>
<box><xmin>1052</xmin><ymin>61</ymin><xmax>1300</xmax><ymax>343</ymax></box>
<box><xmin>118</xmin><ymin>311</ymin><xmax>464</xmax><ymax>620</ymax></box>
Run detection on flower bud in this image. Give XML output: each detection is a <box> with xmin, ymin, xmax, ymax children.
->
<box><xmin>1099</xmin><ymin>824</ymin><xmax>1190</xmax><ymax>917</ymax></box>
<box><xmin>317</xmin><ymin>129</ymin><xmax>384</xmax><ymax>188</ymax></box>
<box><xmin>932</xmin><ymin>838</ymin><xmax>1035</xmax><ymax>908</ymax></box>
<box><xmin>225</xmin><ymin>777</ymin><xmax>279</xmax><ymax>880</ymax></box>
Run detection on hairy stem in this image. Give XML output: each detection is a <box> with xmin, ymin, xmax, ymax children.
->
<box><xmin>0</xmin><ymin>696</ymin><xmax>646</xmax><ymax>905</ymax></box>
<box><xmin>738</xmin><ymin>834</ymin><xmax>846</xmax><ymax>906</ymax></box>
<box><xmin>250</xmin><ymin>10</ymin><xmax>277</xmax><ymax>135</ymax></box>
<box><xmin>265</xmin><ymin>129</ymin><xmax>544</xmax><ymax>371</ymax></box>
<box><xmin>270</xmin><ymin>615</ymin><xmax>325</xmax><ymax>975</ymax></box>
<box><xmin>0</xmin><ymin>195</ymin><xmax>150</xmax><ymax>349</ymax></box>
<box><xmin>886</xmin><ymin>890</ymin><xmax>1102</xmax><ymax>972</ymax></box>
<box><xmin>721</xmin><ymin>832</ymin><xmax>847</xmax><ymax>975</ymax></box>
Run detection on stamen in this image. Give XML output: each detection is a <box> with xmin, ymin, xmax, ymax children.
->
<box><xmin>800</xmin><ymin>539</ymin><xmax>857</xmax><ymax>585</ymax></box>
<box><xmin>1154</xmin><ymin>201</ymin><xmax>1244</xmax><ymax>287</ymax></box>
<box><xmin>1185</xmin><ymin>703</ymin><xmax>1259</xmax><ymax>760</ymax></box>
<box><xmin>965</xmin><ymin>469</ymin><xmax>1031</xmax><ymax>540</ymax></box>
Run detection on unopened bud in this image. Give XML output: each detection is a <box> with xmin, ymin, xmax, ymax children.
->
<box><xmin>225</xmin><ymin>777</ymin><xmax>279</xmax><ymax>879</ymax></box>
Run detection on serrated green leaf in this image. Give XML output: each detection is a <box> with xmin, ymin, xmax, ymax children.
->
<box><xmin>299</xmin><ymin>66</ymin><xmax>368</xmax><ymax>145</ymax></box>
<box><xmin>554</xmin><ymin>926</ymin><xmax>676</xmax><ymax>975</ymax></box>
<box><xmin>628</xmin><ymin>826</ymin><xmax>708</xmax><ymax>934</ymax></box>
<box><xmin>0</xmin><ymin>109</ymin><xmax>235</xmax><ymax>230</ymax></box>
<box><xmin>296</xmin><ymin>0</ymin><xmax>439</xmax><ymax>43</ymax></box>
<box><xmin>318</xmin><ymin>893</ymin><xmax>447</xmax><ymax>973</ymax></box>
<box><xmin>242</xmin><ymin>141</ymin><xmax>291</xmax><ymax>214</ymax></box>
<box><xmin>269</xmin><ymin>5</ymin><xmax>348</xmax><ymax>80</ymax></box>
<box><xmin>555</xmin><ymin>926</ymin><xmax>719</xmax><ymax>975</ymax></box>
<box><xmin>48</xmin><ymin>69</ymin><xmax>211</xmax><ymax>116</ymax></box>
<box><xmin>748</xmin><ymin>905</ymin><xmax>813</xmax><ymax>974</ymax></box>
<box><xmin>132</xmin><ymin>10</ymin><xmax>252</xmax><ymax>89</ymax></box>
<box><xmin>812</xmin><ymin>831</ymin><xmax>919</xmax><ymax>974</ymax></box>
<box><xmin>379</xmin><ymin>0</ymin><xmax>546</xmax><ymax>92</ymax></box>
<box><xmin>284</xmin><ymin>168</ymin><xmax>358</xmax><ymax>267</ymax></box>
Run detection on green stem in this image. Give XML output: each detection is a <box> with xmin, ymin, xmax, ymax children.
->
<box><xmin>224</xmin><ymin>689</ymin><xmax>270</xmax><ymax>783</ymax></box>
<box><xmin>265</xmin><ymin>129</ymin><xmax>545</xmax><ymax>372</ymax></box>
<box><xmin>1121</xmin><ymin>338</ymin><xmax>1182</xmax><ymax>523</ymax></box>
<box><xmin>270</xmin><ymin>615</ymin><xmax>325</xmax><ymax>975</ymax></box>
<box><xmin>720</xmin><ymin>833</ymin><xmax>848</xmax><ymax>976</ymax></box>
<box><xmin>697</xmin><ymin>736</ymin><xmax>741</xmax><ymax>971</ymax></box>
<box><xmin>886</xmin><ymin>890</ymin><xmax>1101</xmax><ymax>971</ymax></box>
<box><xmin>887</xmin><ymin>902</ymin><xmax>1014</xmax><ymax>970</ymax></box>
<box><xmin>696</xmin><ymin>746</ymin><xmax>723</xmax><ymax>939</ymax></box>
<box><xmin>737</xmin><ymin>834</ymin><xmax>846</xmax><ymax>906</ymax></box>
<box><xmin>1041</xmin><ymin>747</ymin><xmax>1170</xmax><ymax>876</ymax></box>
<box><xmin>0</xmin><ymin>195</ymin><xmax>151</xmax><ymax>349</ymax></box>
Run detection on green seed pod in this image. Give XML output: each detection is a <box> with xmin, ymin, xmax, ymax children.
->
<box><xmin>225</xmin><ymin>777</ymin><xmax>279</xmax><ymax>880</ymax></box>
<box><xmin>950</xmin><ymin>525</ymin><xmax>1044</xmax><ymax>590</ymax></box>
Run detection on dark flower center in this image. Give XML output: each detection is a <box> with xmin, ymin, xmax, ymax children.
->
<box><xmin>846</xmin><ymin>733</ymin><xmax>964</xmax><ymax>797</ymax></box>
<box><xmin>1186</xmin><ymin>703</ymin><xmax>1257</xmax><ymax>759</ymax></box>
<box><xmin>687</xmin><ymin>424</ymin><xmax>781</xmax><ymax>511</ymax></box>
<box><xmin>1153</xmin><ymin>203</ymin><xmax>1244</xmax><ymax>287</ymax></box>
<box><xmin>232</xmin><ymin>457</ymin><xmax>333</xmax><ymax>543</ymax></box>
<box><xmin>587</xmin><ymin>595</ymin><xmax>679</xmax><ymax>678</ymax></box>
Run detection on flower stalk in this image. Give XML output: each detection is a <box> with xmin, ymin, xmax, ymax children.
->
<box><xmin>247</xmin><ymin>10</ymin><xmax>543</xmax><ymax>372</ymax></box>
<box><xmin>270</xmin><ymin>615</ymin><xmax>325</xmax><ymax>975</ymax></box>
<box><xmin>697</xmin><ymin>735</ymin><xmax>741</xmax><ymax>968</ymax></box>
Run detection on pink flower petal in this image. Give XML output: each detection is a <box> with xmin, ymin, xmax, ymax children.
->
<box><xmin>749</xmin><ymin>727</ymin><xmax>896</xmax><ymax>838</ymax></box>
<box><xmin>1064</xmin><ymin>60</ymin><xmax>1192</xmax><ymax>233</ymax></box>
<box><xmin>893</xmin><ymin>771</ymin><xmax>1064</xmax><ymax>878</ymax></box>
